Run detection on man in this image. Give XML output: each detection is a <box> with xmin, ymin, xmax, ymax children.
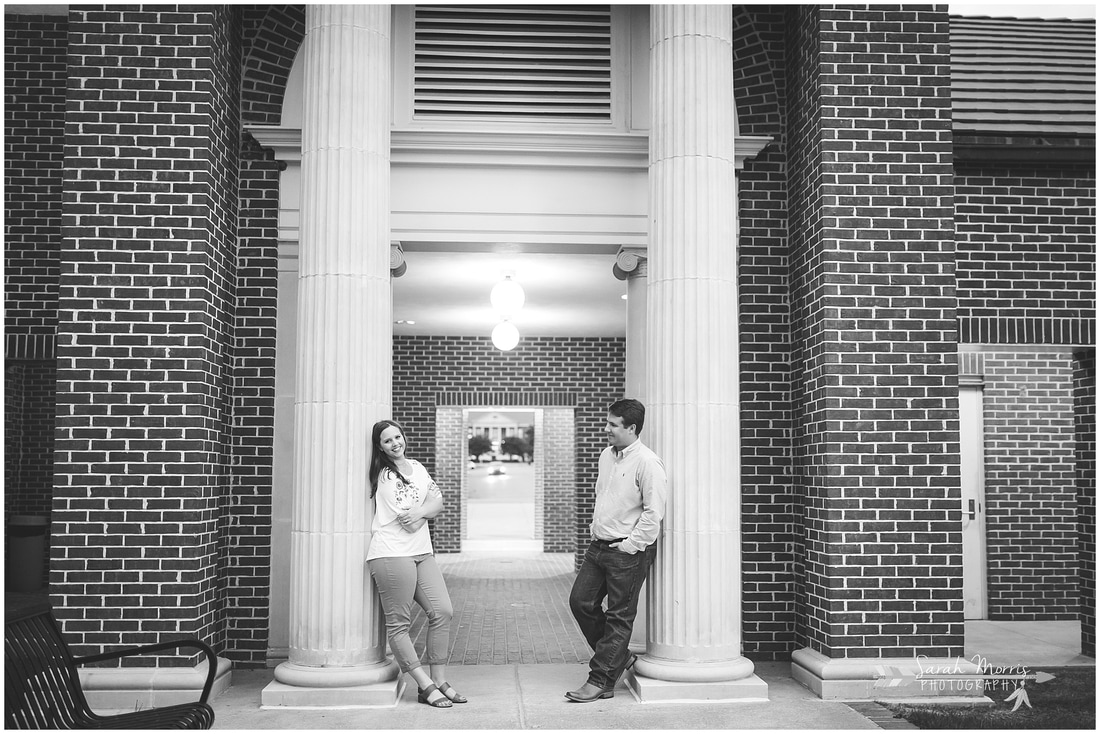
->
<box><xmin>565</xmin><ymin>398</ymin><xmax>667</xmax><ymax>702</ymax></box>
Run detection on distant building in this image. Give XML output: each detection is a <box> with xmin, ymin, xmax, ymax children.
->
<box><xmin>466</xmin><ymin>409</ymin><xmax>534</xmax><ymax>459</ymax></box>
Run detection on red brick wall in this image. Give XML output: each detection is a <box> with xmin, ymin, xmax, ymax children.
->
<box><xmin>736</xmin><ymin>5</ymin><xmax>797</xmax><ymax>660</ymax></box>
<box><xmin>51</xmin><ymin>6</ymin><xmax>242</xmax><ymax>659</ymax></box>
<box><xmin>785</xmin><ymin>5</ymin><xmax>962</xmax><ymax>660</ymax></box>
<box><xmin>4</xmin><ymin>363</ymin><xmax>56</xmax><ymax>518</ymax></box>
<box><xmin>981</xmin><ymin>351</ymin><xmax>1079</xmax><ymax>619</ymax></box>
<box><xmin>4</xmin><ymin>14</ymin><xmax>65</xmax><ymax>341</ymax></box>
<box><xmin>734</xmin><ymin>5</ymin><xmax>783</xmax><ymax>139</ymax></box>
<box><xmin>786</xmin><ymin>3</ymin><xmax>828</xmax><ymax>657</ymax></box>
<box><xmin>240</xmin><ymin>6</ymin><xmax>304</xmax><ymax>126</ymax></box>
<box><xmin>956</xmin><ymin>160</ymin><xmax>1096</xmax><ymax>345</ymax></box>
<box><xmin>4</xmin><ymin>14</ymin><xmax>67</xmax><ymax>527</ymax></box>
<box><xmin>225</xmin><ymin>136</ymin><xmax>280</xmax><ymax>665</ymax></box>
<box><xmin>542</xmin><ymin>409</ymin><xmax>577</xmax><ymax>553</ymax></box>
<box><xmin>392</xmin><ymin>336</ymin><xmax>625</xmax><ymax>561</ymax></box>
<box><xmin>219</xmin><ymin>5</ymin><xmax>307</xmax><ymax>666</ymax></box>
<box><xmin>1073</xmin><ymin>349</ymin><xmax>1096</xmax><ymax>655</ymax></box>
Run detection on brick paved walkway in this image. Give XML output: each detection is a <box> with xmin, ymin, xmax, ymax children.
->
<box><xmin>409</xmin><ymin>552</ymin><xmax>590</xmax><ymax>665</ymax></box>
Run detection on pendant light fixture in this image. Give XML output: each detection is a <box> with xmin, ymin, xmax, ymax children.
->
<box><xmin>490</xmin><ymin>274</ymin><xmax>525</xmax><ymax>317</ymax></box>
<box><xmin>491</xmin><ymin>320</ymin><xmax>520</xmax><ymax>351</ymax></box>
<box><xmin>490</xmin><ymin>273</ymin><xmax>525</xmax><ymax>351</ymax></box>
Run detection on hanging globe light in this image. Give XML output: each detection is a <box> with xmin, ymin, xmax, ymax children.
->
<box><xmin>490</xmin><ymin>275</ymin><xmax>525</xmax><ymax>317</ymax></box>
<box><xmin>491</xmin><ymin>320</ymin><xmax>520</xmax><ymax>351</ymax></box>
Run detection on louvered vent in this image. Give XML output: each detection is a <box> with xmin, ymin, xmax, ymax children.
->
<box><xmin>414</xmin><ymin>4</ymin><xmax>612</xmax><ymax>122</ymax></box>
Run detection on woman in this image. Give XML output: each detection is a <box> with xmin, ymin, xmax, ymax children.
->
<box><xmin>366</xmin><ymin>419</ymin><xmax>467</xmax><ymax>708</ymax></box>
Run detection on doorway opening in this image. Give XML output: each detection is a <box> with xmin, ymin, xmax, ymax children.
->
<box><xmin>961</xmin><ymin>385</ymin><xmax>989</xmax><ymax>620</ymax></box>
<box><xmin>432</xmin><ymin>402</ymin><xmax>576</xmax><ymax>554</ymax></box>
<box><xmin>412</xmin><ymin>405</ymin><xmax>588</xmax><ymax>662</ymax></box>
<box><xmin>462</xmin><ymin>408</ymin><xmax>540</xmax><ymax>551</ymax></box>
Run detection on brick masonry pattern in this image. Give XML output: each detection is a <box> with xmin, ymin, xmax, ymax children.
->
<box><xmin>782</xmin><ymin>5</ymin><xmax>826</xmax><ymax>657</ymax></box>
<box><xmin>220</xmin><ymin>6</ymin><xmax>307</xmax><ymax>666</ymax></box>
<box><xmin>4</xmin><ymin>15</ymin><xmax>66</xmax><ymax>530</ymax></box>
<box><xmin>4</xmin><ymin>15</ymin><xmax>65</xmax><ymax>342</ymax></box>
<box><xmin>956</xmin><ymin>160</ymin><xmax>1096</xmax><ymax>346</ymax></box>
<box><xmin>240</xmin><ymin>6</ymin><xmax>304</xmax><ymax>127</ymax></box>
<box><xmin>785</xmin><ymin>6</ymin><xmax>963</xmax><ymax>659</ymax></box>
<box><xmin>51</xmin><ymin>7</ymin><xmax>242</xmax><ymax>659</ymax></box>
<box><xmin>1073</xmin><ymin>349</ymin><xmax>1096</xmax><ymax>656</ymax></box>
<box><xmin>392</xmin><ymin>336</ymin><xmax>624</xmax><ymax>563</ymax></box>
<box><xmin>981</xmin><ymin>351</ymin><xmax>1079</xmax><ymax>618</ymax></box>
<box><xmin>735</xmin><ymin>4</ymin><xmax>798</xmax><ymax>659</ymax></box>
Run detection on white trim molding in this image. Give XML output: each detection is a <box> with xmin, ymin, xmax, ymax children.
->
<box><xmin>791</xmin><ymin>648</ymin><xmax>991</xmax><ymax>702</ymax></box>
<box><xmin>248</xmin><ymin>125</ymin><xmax>774</xmax><ymax>173</ymax></box>
<box><xmin>735</xmin><ymin>135</ymin><xmax>772</xmax><ymax>169</ymax></box>
<box><xmin>79</xmin><ymin>657</ymin><xmax>233</xmax><ymax>711</ymax></box>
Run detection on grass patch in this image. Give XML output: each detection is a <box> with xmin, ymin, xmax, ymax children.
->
<box><xmin>887</xmin><ymin>666</ymin><xmax>1095</xmax><ymax>730</ymax></box>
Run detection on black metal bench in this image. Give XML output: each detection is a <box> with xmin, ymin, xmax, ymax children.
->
<box><xmin>5</xmin><ymin>598</ymin><xmax>216</xmax><ymax>729</ymax></box>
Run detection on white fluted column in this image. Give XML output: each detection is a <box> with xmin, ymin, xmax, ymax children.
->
<box><xmin>630</xmin><ymin>5</ymin><xmax>766</xmax><ymax>702</ymax></box>
<box><xmin>265</xmin><ymin>5</ymin><xmax>398</xmax><ymax>705</ymax></box>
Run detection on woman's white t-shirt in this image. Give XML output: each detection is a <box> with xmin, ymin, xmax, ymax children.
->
<box><xmin>366</xmin><ymin>460</ymin><xmax>436</xmax><ymax>561</ymax></box>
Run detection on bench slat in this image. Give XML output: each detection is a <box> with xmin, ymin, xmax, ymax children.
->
<box><xmin>5</xmin><ymin>604</ymin><xmax>215</xmax><ymax>730</ymax></box>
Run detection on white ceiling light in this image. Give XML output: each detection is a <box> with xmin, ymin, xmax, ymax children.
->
<box><xmin>491</xmin><ymin>320</ymin><xmax>520</xmax><ymax>351</ymax></box>
<box><xmin>490</xmin><ymin>274</ymin><xmax>525</xmax><ymax>318</ymax></box>
<box><xmin>490</xmin><ymin>273</ymin><xmax>524</xmax><ymax>350</ymax></box>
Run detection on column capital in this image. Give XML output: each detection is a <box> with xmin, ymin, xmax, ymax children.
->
<box><xmin>391</xmin><ymin>241</ymin><xmax>407</xmax><ymax>278</ymax></box>
<box><xmin>613</xmin><ymin>246</ymin><xmax>648</xmax><ymax>280</ymax></box>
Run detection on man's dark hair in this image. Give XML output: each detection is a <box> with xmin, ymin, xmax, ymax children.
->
<box><xmin>608</xmin><ymin>398</ymin><xmax>645</xmax><ymax>435</ymax></box>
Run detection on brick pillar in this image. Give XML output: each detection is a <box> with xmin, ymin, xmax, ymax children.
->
<box><xmin>53</xmin><ymin>6</ymin><xmax>239</xmax><ymax>700</ymax></box>
<box><xmin>1074</xmin><ymin>349</ymin><xmax>1096</xmax><ymax>657</ymax></box>
<box><xmin>4</xmin><ymin>14</ymin><xmax>66</xmax><ymax>529</ymax></box>
<box><xmin>785</xmin><ymin>6</ymin><xmax>975</xmax><ymax>699</ymax></box>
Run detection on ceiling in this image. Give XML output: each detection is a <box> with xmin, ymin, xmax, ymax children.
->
<box><xmin>392</xmin><ymin>250</ymin><xmax>628</xmax><ymax>339</ymax></box>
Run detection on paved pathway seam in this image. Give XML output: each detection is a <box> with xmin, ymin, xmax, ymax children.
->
<box><xmin>846</xmin><ymin>702</ymin><xmax>920</xmax><ymax>729</ymax></box>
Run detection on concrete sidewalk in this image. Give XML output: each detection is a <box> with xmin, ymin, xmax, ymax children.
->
<box><xmin>210</xmin><ymin>553</ymin><xmax>1092</xmax><ymax>730</ymax></box>
<box><xmin>211</xmin><ymin>661</ymin><xmax>883</xmax><ymax>730</ymax></box>
<box><xmin>964</xmin><ymin>619</ymin><xmax>1094</xmax><ymax>668</ymax></box>
<box><xmin>211</xmin><ymin>620</ymin><xmax>1092</xmax><ymax>731</ymax></box>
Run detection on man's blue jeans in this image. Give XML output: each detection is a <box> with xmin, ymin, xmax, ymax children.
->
<box><xmin>568</xmin><ymin>539</ymin><xmax>657</xmax><ymax>689</ymax></box>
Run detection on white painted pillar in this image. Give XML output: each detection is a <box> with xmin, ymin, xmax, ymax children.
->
<box><xmin>630</xmin><ymin>5</ymin><xmax>766</xmax><ymax>701</ymax></box>
<box><xmin>266</xmin><ymin>5</ymin><xmax>399</xmax><ymax>705</ymax></box>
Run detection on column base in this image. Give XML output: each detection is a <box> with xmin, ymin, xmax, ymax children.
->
<box><xmin>261</xmin><ymin>677</ymin><xmax>404</xmax><ymax>708</ymax></box>
<box><xmin>625</xmin><ymin>670</ymin><xmax>768</xmax><ymax>703</ymax></box>
<box><xmin>263</xmin><ymin>658</ymin><xmax>402</xmax><ymax>707</ymax></box>
<box><xmin>79</xmin><ymin>656</ymin><xmax>232</xmax><ymax>711</ymax></box>
<box><xmin>791</xmin><ymin>647</ymin><xmax>992</xmax><ymax>701</ymax></box>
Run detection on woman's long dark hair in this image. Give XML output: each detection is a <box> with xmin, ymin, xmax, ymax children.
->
<box><xmin>369</xmin><ymin>419</ymin><xmax>410</xmax><ymax>498</ymax></box>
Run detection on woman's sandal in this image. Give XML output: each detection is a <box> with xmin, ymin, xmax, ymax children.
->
<box><xmin>417</xmin><ymin>683</ymin><xmax>453</xmax><ymax>708</ymax></box>
<box><xmin>438</xmin><ymin>681</ymin><xmax>467</xmax><ymax>704</ymax></box>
